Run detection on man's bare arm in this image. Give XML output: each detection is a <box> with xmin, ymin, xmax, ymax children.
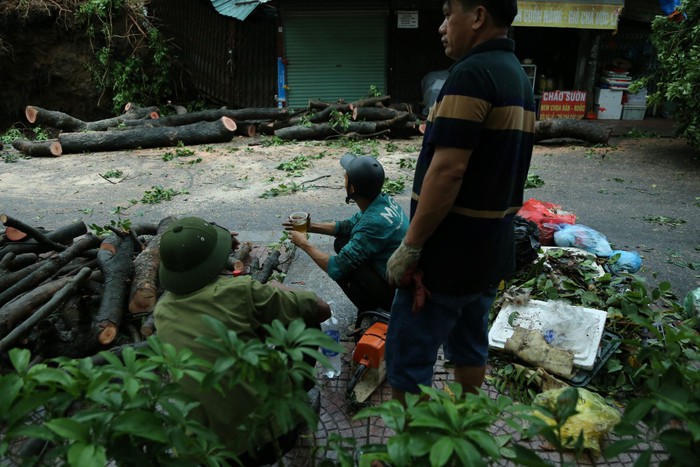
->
<box><xmin>404</xmin><ymin>146</ymin><xmax>472</xmax><ymax>247</ymax></box>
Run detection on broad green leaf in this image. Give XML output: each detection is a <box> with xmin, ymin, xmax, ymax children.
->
<box><xmin>509</xmin><ymin>444</ymin><xmax>552</xmax><ymax>466</ymax></box>
<box><xmin>45</xmin><ymin>418</ymin><xmax>89</xmax><ymax>442</ymax></box>
<box><xmin>603</xmin><ymin>438</ymin><xmax>643</xmax><ymax>458</ymax></box>
<box><xmin>465</xmin><ymin>429</ymin><xmax>501</xmax><ymax>458</ymax></box>
<box><xmin>632</xmin><ymin>449</ymin><xmax>651</xmax><ymax>467</ymax></box>
<box><xmin>9</xmin><ymin>348</ymin><xmax>31</xmax><ymax>374</ymax></box>
<box><xmin>451</xmin><ymin>438</ymin><xmax>484</xmax><ymax>467</ymax></box>
<box><xmin>111</xmin><ymin>410</ymin><xmax>168</xmax><ymax>442</ymax></box>
<box><xmin>67</xmin><ymin>442</ymin><xmax>107</xmax><ymax>467</ymax></box>
<box><xmin>429</xmin><ymin>437</ymin><xmax>454</xmax><ymax>466</ymax></box>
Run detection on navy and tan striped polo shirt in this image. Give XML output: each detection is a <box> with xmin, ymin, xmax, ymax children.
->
<box><xmin>413</xmin><ymin>37</ymin><xmax>535</xmax><ymax>294</ymax></box>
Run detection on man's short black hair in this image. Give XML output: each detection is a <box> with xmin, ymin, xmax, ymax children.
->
<box><xmin>454</xmin><ymin>0</ymin><xmax>518</xmax><ymax>28</ymax></box>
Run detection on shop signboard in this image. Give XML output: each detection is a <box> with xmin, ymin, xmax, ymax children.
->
<box><xmin>539</xmin><ymin>90</ymin><xmax>587</xmax><ymax>120</ymax></box>
<box><xmin>513</xmin><ymin>1</ymin><xmax>624</xmax><ymax>29</ymax></box>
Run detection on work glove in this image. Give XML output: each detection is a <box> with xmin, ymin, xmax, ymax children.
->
<box><xmin>386</xmin><ymin>240</ymin><xmax>422</xmax><ymax>288</ymax></box>
<box><xmin>411</xmin><ymin>268</ymin><xmax>431</xmax><ymax>313</ymax></box>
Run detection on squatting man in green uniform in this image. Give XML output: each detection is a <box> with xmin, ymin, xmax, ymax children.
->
<box><xmin>284</xmin><ymin>153</ymin><xmax>409</xmax><ymax>331</ymax></box>
<box><xmin>153</xmin><ymin>216</ymin><xmax>331</xmax><ymax>466</ymax></box>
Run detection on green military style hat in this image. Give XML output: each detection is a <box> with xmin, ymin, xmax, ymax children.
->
<box><xmin>159</xmin><ymin>217</ymin><xmax>232</xmax><ymax>294</ymax></box>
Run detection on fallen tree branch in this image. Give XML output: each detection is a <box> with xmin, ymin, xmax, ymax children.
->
<box><xmin>0</xmin><ymin>234</ymin><xmax>101</xmax><ymax>307</ymax></box>
<box><xmin>0</xmin><ymin>267</ymin><xmax>92</xmax><ymax>355</ymax></box>
<box><xmin>0</xmin><ymin>214</ymin><xmax>68</xmax><ymax>252</ymax></box>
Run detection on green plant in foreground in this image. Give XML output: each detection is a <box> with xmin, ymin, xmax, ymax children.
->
<box><xmin>0</xmin><ymin>318</ymin><xmax>341</xmax><ymax>466</ymax></box>
<box><xmin>140</xmin><ymin>186</ymin><xmax>187</xmax><ymax>204</ymax></box>
<box><xmin>352</xmin><ymin>384</ymin><xmax>521</xmax><ymax>466</ymax></box>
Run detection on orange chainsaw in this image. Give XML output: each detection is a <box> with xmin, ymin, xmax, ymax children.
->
<box><xmin>346</xmin><ymin>310</ymin><xmax>390</xmax><ymax>403</ymax></box>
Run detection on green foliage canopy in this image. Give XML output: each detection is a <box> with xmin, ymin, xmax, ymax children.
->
<box><xmin>642</xmin><ymin>0</ymin><xmax>700</xmax><ymax>150</ymax></box>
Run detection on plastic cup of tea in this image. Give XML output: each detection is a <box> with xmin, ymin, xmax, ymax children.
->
<box><xmin>289</xmin><ymin>212</ymin><xmax>308</xmax><ymax>233</ymax></box>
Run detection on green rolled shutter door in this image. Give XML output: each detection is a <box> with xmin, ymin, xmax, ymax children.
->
<box><xmin>285</xmin><ymin>15</ymin><xmax>386</xmax><ymax>108</ymax></box>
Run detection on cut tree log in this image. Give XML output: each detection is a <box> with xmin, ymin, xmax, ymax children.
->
<box><xmin>140</xmin><ymin>312</ymin><xmax>156</xmax><ymax>338</ymax></box>
<box><xmin>4</xmin><ymin>227</ymin><xmax>28</xmax><ymax>242</ymax></box>
<box><xmin>0</xmin><ymin>220</ymin><xmax>87</xmax><ymax>260</ymax></box>
<box><xmin>128</xmin><ymin>217</ymin><xmax>175</xmax><ymax>314</ymax></box>
<box><xmin>94</xmin><ymin>235</ymin><xmax>134</xmax><ymax>346</ymax></box>
<box><xmin>0</xmin><ymin>234</ymin><xmax>101</xmax><ymax>307</ymax></box>
<box><xmin>352</xmin><ymin>107</ymin><xmax>408</xmax><ymax>121</ymax></box>
<box><xmin>234</xmin><ymin>121</ymin><xmax>258</xmax><ymax>137</ymax></box>
<box><xmin>252</xmin><ymin>250</ymin><xmax>281</xmax><ymax>284</ymax></box>
<box><xmin>58</xmin><ymin>117</ymin><xmax>238</xmax><ymax>153</ymax></box>
<box><xmin>534</xmin><ymin>119</ymin><xmax>612</xmax><ymax>144</ymax></box>
<box><xmin>0</xmin><ymin>261</ymin><xmax>44</xmax><ymax>293</ymax></box>
<box><xmin>0</xmin><ymin>266</ymin><xmax>92</xmax><ymax>355</ymax></box>
<box><xmin>0</xmin><ymin>275</ymin><xmax>73</xmax><ymax>339</ymax></box>
<box><xmin>3</xmin><ymin>253</ymin><xmax>39</xmax><ymax>271</ymax></box>
<box><xmin>116</xmin><ymin>107</ymin><xmax>290</xmax><ymax>129</ymax></box>
<box><xmin>11</xmin><ymin>139</ymin><xmax>63</xmax><ymax>157</ymax></box>
<box><xmin>0</xmin><ymin>214</ymin><xmax>68</xmax><ymax>253</ymax></box>
<box><xmin>25</xmin><ymin>104</ymin><xmax>160</xmax><ymax>132</ymax></box>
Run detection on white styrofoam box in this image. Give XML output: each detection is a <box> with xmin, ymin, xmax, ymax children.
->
<box><xmin>489</xmin><ymin>300</ymin><xmax>607</xmax><ymax>370</ymax></box>
<box><xmin>594</xmin><ymin>88</ymin><xmax>623</xmax><ymax>120</ymax></box>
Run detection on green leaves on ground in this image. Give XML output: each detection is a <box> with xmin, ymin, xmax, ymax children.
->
<box><xmin>643</xmin><ymin>215</ymin><xmax>686</xmax><ymax>227</ymax></box>
<box><xmin>382</xmin><ymin>176</ymin><xmax>406</xmax><ymax>196</ymax></box>
<box><xmin>140</xmin><ymin>185</ymin><xmax>187</xmax><ymax>204</ymax></box>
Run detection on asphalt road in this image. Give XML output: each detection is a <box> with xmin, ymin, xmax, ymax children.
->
<box><xmin>1</xmin><ymin>132</ymin><xmax>698</xmax><ymax>331</ymax></box>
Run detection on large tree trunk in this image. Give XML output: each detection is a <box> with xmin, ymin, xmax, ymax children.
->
<box><xmin>24</xmin><ymin>104</ymin><xmax>159</xmax><ymax>132</ymax></box>
<box><xmin>94</xmin><ymin>235</ymin><xmax>134</xmax><ymax>346</ymax></box>
<box><xmin>534</xmin><ymin>119</ymin><xmax>611</xmax><ymax>144</ymax></box>
<box><xmin>58</xmin><ymin>117</ymin><xmax>238</xmax><ymax>154</ymax></box>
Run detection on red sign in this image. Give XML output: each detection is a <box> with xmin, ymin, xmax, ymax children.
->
<box><xmin>539</xmin><ymin>90</ymin><xmax>587</xmax><ymax>120</ymax></box>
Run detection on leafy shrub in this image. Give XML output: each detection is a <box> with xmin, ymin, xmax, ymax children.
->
<box><xmin>638</xmin><ymin>0</ymin><xmax>700</xmax><ymax>150</ymax></box>
<box><xmin>0</xmin><ymin>318</ymin><xmax>340</xmax><ymax>466</ymax></box>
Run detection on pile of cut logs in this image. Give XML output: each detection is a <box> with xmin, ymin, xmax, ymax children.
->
<box><xmin>8</xmin><ymin>97</ymin><xmax>613</xmax><ymax>158</ymax></box>
<box><xmin>10</xmin><ymin>96</ymin><xmax>423</xmax><ymax>157</ymax></box>
<box><xmin>0</xmin><ymin>214</ymin><xmax>290</xmax><ymax>363</ymax></box>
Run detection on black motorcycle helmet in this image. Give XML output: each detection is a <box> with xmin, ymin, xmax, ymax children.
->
<box><xmin>340</xmin><ymin>153</ymin><xmax>385</xmax><ymax>204</ymax></box>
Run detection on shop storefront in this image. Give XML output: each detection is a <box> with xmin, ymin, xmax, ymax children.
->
<box><xmin>509</xmin><ymin>0</ymin><xmax>626</xmax><ymax>119</ymax></box>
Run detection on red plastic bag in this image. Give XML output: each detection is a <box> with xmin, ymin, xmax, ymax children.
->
<box><xmin>517</xmin><ymin>199</ymin><xmax>576</xmax><ymax>245</ymax></box>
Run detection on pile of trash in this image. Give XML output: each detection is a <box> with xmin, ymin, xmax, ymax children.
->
<box><xmin>516</xmin><ymin>198</ymin><xmax>642</xmax><ymax>275</ymax></box>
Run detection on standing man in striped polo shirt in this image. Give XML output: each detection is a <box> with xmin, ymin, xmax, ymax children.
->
<box><xmin>385</xmin><ymin>0</ymin><xmax>535</xmax><ymax>403</ymax></box>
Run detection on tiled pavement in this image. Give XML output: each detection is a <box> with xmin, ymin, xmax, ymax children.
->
<box><xmin>277</xmin><ymin>339</ymin><xmax>668</xmax><ymax>467</ymax></box>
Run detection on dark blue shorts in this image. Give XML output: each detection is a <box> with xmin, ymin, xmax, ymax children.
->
<box><xmin>385</xmin><ymin>286</ymin><xmax>497</xmax><ymax>394</ymax></box>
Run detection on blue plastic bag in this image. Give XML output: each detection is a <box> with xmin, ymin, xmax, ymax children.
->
<box><xmin>608</xmin><ymin>250</ymin><xmax>642</xmax><ymax>274</ymax></box>
<box><xmin>551</xmin><ymin>224</ymin><xmax>613</xmax><ymax>257</ymax></box>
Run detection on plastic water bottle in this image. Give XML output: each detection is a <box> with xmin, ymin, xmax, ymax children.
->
<box><xmin>321</xmin><ymin>303</ymin><xmax>341</xmax><ymax>378</ymax></box>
